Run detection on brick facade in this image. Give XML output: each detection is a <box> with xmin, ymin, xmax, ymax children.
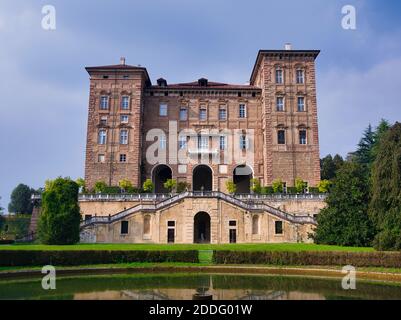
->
<box><xmin>84</xmin><ymin>48</ymin><xmax>321</xmax><ymax>192</ymax></box>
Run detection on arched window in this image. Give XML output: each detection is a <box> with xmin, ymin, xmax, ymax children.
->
<box><xmin>143</xmin><ymin>215</ymin><xmax>151</xmax><ymax>235</ymax></box>
<box><xmin>252</xmin><ymin>215</ymin><xmax>260</xmax><ymax>235</ymax></box>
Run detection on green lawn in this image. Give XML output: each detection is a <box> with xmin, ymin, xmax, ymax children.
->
<box><xmin>0</xmin><ymin>243</ymin><xmax>374</xmax><ymax>252</ymax></box>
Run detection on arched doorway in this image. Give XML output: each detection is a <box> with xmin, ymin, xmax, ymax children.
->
<box><xmin>152</xmin><ymin>165</ymin><xmax>172</xmax><ymax>193</ymax></box>
<box><xmin>233</xmin><ymin>165</ymin><xmax>253</xmax><ymax>194</ymax></box>
<box><xmin>193</xmin><ymin>165</ymin><xmax>213</xmax><ymax>191</ymax></box>
<box><xmin>194</xmin><ymin>212</ymin><xmax>211</xmax><ymax>244</ymax></box>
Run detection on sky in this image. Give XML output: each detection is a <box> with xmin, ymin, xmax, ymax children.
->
<box><xmin>0</xmin><ymin>0</ymin><xmax>400</xmax><ymax>211</ymax></box>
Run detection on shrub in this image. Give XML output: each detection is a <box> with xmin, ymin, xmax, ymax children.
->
<box><xmin>250</xmin><ymin>179</ymin><xmax>262</xmax><ymax>194</ymax></box>
<box><xmin>8</xmin><ymin>183</ymin><xmax>35</xmax><ymax>214</ymax></box>
<box><xmin>142</xmin><ymin>179</ymin><xmax>154</xmax><ymax>193</ymax></box>
<box><xmin>317</xmin><ymin>180</ymin><xmax>332</xmax><ymax>193</ymax></box>
<box><xmin>225</xmin><ymin>180</ymin><xmax>237</xmax><ymax>194</ymax></box>
<box><xmin>0</xmin><ymin>250</ymin><xmax>199</xmax><ymax>266</ymax></box>
<box><xmin>119</xmin><ymin>179</ymin><xmax>133</xmax><ymax>193</ymax></box>
<box><xmin>272</xmin><ymin>179</ymin><xmax>283</xmax><ymax>193</ymax></box>
<box><xmin>295</xmin><ymin>178</ymin><xmax>307</xmax><ymax>194</ymax></box>
<box><xmin>308</xmin><ymin>187</ymin><xmax>319</xmax><ymax>194</ymax></box>
<box><xmin>94</xmin><ymin>181</ymin><xmax>108</xmax><ymax>193</ymax></box>
<box><xmin>76</xmin><ymin>178</ymin><xmax>87</xmax><ymax>193</ymax></box>
<box><xmin>164</xmin><ymin>179</ymin><xmax>177</xmax><ymax>193</ymax></box>
<box><xmin>213</xmin><ymin>251</ymin><xmax>401</xmax><ymax>268</ymax></box>
<box><xmin>261</xmin><ymin>186</ymin><xmax>274</xmax><ymax>195</ymax></box>
<box><xmin>287</xmin><ymin>187</ymin><xmax>298</xmax><ymax>194</ymax></box>
<box><xmin>177</xmin><ymin>182</ymin><xmax>190</xmax><ymax>193</ymax></box>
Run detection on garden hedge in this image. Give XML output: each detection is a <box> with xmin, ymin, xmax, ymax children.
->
<box><xmin>213</xmin><ymin>250</ymin><xmax>401</xmax><ymax>268</ymax></box>
<box><xmin>0</xmin><ymin>250</ymin><xmax>199</xmax><ymax>266</ymax></box>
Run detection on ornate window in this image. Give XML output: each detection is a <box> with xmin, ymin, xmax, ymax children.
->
<box><xmin>297</xmin><ymin>97</ymin><xmax>306</xmax><ymax>112</ymax></box>
<box><xmin>220</xmin><ymin>136</ymin><xmax>226</xmax><ymax>151</ymax></box>
<box><xmin>299</xmin><ymin>129</ymin><xmax>307</xmax><ymax>145</ymax></box>
<box><xmin>219</xmin><ymin>107</ymin><xmax>227</xmax><ymax>120</ymax></box>
<box><xmin>180</xmin><ymin>107</ymin><xmax>188</xmax><ymax>121</ymax></box>
<box><xmin>98</xmin><ymin>130</ymin><xmax>107</xmax><ymax>145</ymax></box>
<box><xmin>100</xmin><ymin>96</ymin><xmax>109</xmax><ymax>110</ymax></box>
<box><xmin>275</xmin><ymin>67</ymin><xmax>283</xmax><ymax>84</ymax></box>
<box><xmin>276</xmin><ymin>97</ymin><xmax>284</xmax><ymax>111</ymax></box>
<box><xmin>199</xmin><ymin>108</ymin><xmax>207</xmax><ymax>121</ymax></box>
<box><xmin>121</xmin><ymin>96</ymin><xmax>130</xmax><ymax>110</ymax></box>
<box><xmin>296</xmin><ymin>69</ymin><xmax>305</xmax><ymax>84</ymax></box>
<box><xmin>277</xmin><ymin>130</ymin><xmax>286</xmax><ymax>145</ymax></box>
<box><xmin>120</xmin><ymin>129</ymin><xmax>128</xmax><ymax>145</ymax></box>
<box><xmin>239</xmin><ymin>104</ymin><xmax>247</xmax><ymax>118</ymax></box>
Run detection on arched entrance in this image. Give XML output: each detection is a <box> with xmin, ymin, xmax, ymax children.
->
<box><xmin>152</xmin><ymin>165</ymin><xmax>172</xmax><ymax>193</ymax></box>
<box><xmin>193</xmin><ymin>165</ymin><xmax>213</xmax><ymax>191</ymax></box>
<box><xmin>233</xmin><ymin>165</ymin><xmax>253</xmax><ymax>194</ymax></box>
<box><xmin>194</xmin><ymin>212</ymin><xmax>211</xmax><ymax>244</ymax></box>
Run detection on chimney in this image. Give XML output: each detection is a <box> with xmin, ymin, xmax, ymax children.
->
<box><xmin>120</xmin><ymin>57</ymin><xmax>126</xmax><ymax>65</ymax></box>
<box><xmin>284</xmin><ymin>43</ymin><xmax>292</xmax><ymax>50</ymax></box>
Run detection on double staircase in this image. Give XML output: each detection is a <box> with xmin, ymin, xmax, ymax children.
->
<box><xmin>81</xmin><ymin>191</ymin><xmax>317</xmax><ymax>228</ymax></box>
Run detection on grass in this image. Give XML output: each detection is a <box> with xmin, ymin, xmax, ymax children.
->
<box><xmin>0</xmin><ymin>243</ymin><xmax>374</xmax><ymax>252</ymax></box>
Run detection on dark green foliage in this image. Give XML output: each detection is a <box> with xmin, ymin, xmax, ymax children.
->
<box><xmin>0</xmin><ymin>215</ymin><xmax>31</xmax><ymax>239</ymax></box>
<box><xmin>355</xmin><ymin>124</ymin><xmax>375</xmax><ymax>166</ymax></box>
<box><xmin>38</xmin><ymin>177</ymin><xmax>81</xmax><ymax>245</ymax></box>
<box><xmin>369</xmin><ymin>123</ymin><xmax>401</xmax><ymax>250</ymax></box>
<box><xmin>320</xmin><ymin>154</ymin><xmax>344</xmax><ymax>180</ymax></box>
<box><xmin>8</xmin><ymin>184</ymin><xmax>34</xmax><ymax>214</ymax></box>
<box><xmin>314</xmin><ymin>161</ymin><xmax>375</xmax><ymax>247</ymax></box>
<box><xmin>213</xmin><ymin>250</ymin><xmax>401</xmax><ymax>268</ymax></box>
<box><xmin>261</xmin><ymin>186</ymin><xmax>274</xmax><ymax>195</ymax></box>
<box><xmin>0</xmin><ymin>250</ymin><xmax>199</xmax><ymax>266</ymax></box>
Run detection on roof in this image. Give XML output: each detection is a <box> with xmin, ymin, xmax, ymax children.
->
<box><xmin>85</xmin><ymin>64</ymin><xmax>151</xmax><ymax>83</ymax></box>
<box><xmin>250</xmin><ymin>49</ymin><xmax>320</xmax><ymax>85</ymax></box>
<box><xmin>150</xmin><ymin>81</ymin><xmax>260</xmax><ymax>91</ymax></box>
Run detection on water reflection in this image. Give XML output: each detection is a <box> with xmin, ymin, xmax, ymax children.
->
<box><xmin>1</xmin><ymin>274</ymin><xmax>401</xmax><ymax>300</ymax></box>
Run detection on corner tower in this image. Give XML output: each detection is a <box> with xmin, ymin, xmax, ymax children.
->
<box><xmin>250</xmin><ymin>46</ymin><xmax>321</xmax><ymax>188</ymax></box>
<box><xmin>84</xmin><ymin>58</ymin><xmax>150</xmax><ymax>190</ymax></box>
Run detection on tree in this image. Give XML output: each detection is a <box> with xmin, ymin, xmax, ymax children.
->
<box><xmin>8</xmin><ymin>183</ymin><xmax>34</xmax><ymax>214</ymax></box>
<box><xmin>272</xmin><ymin>179</ymin><xmax>283</xmax><ymax>194</ymax></box>
<box><xmin>76</xmin><ymin>178</ymin><xmax>87</xmax><ymax>193</ymax></box>
<box><xmin>371</xmin><ymin>119</ymin><xmax>391</xmax><ymax>163</ymax></box>
<box><xmin>321</xmin><ymin>154</ymin><xmax>344</xmax><ymax>181</ymax></box>
<box><xmin>250</xmin><ymin>178</ymin><xmax>262</xmax><ymax>194</ymax></box>
<box><xmin>0</xmin><ymin>196</ymin><xmax>4</xmax><ymax>215</ymax></box>
<box><xmin>94</xmin><ymin>181</ymin><xmax>107</xmax><ymax>193</ymax></box>
<box><xmin>142</xmin><ymin>179</ymin><xmax>154</xmax><ymax>193</ymax></box>
<box><xmin>313</xmin><ymin>161</ymin><xmax>375</xmax><ymax>247</ymax></box>
<box><xmin>37</xmin><ymin>177</ymin><xmax>81</xmax><ymax>245</ymax></box>
<box><xmin>225</xmin><ymin>180</ymin><xmax>237</xmax><ymax>194</ymax></box>
<box><xmin>355</xmin><ymin>124</ymin><xmax>375</xmax><ymax>166</ymax></box>
<box><xmin>163</xmin><ymin>179</ymin><xmax>177</xmax><ymax>193</ymax></box>
<box><xmin>369</xmin><ymin>122</ymin><xmax>401</xmax><ymax>250</ymax></box>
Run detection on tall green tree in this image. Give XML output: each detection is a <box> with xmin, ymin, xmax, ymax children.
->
<box><xmin>320</xmin><ymin>154</ymin><xmax>344</xmax><ymax>180</ymax></box>
<box><xmin>355</xmin><ymin>124</ymin><xmax>375</xmax><ymax>166</ymax></box>
<box><xmin>314</xmin><ymin>161</ymin><xmax>375</xmax><ymax>247</ymax></box>
<box><xmin>0</xmin><ymin>196</ymin><xmax>4</xmax><ymax>215</ymax></box>
<box><xmin>369</xmin><ymin>122</ymin><xmax>401</xmax><ymax>250</ymax></box>
<box><xmin>38</xmin><ymin>177</ymin><xmax>81</xmax><ymax>245</ymax></box>
<box><xmin>8</xmin><ymin>184</ymin><xmax>34</xmax><ymax>214</ymax></box>
<box><xmin>371</xmin><ymin>119</ymin><xmax>391</xmax><ymax>163</ymax></box>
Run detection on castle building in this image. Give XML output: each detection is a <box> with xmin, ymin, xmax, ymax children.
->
<box><xmin>80</xmin><ymin>46</ymin><xmax>324</xmax><ymax>244</ymax></box>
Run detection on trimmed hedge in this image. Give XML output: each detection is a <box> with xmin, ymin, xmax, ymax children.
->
<box><xmin>213</xmin><ymin>251</ymin><xmax>401</xmax><ymax>268</ymax></box>
<box><xmin>0</xmin><ymin>250</ymin><xmax>199</xmax><ymax>267</ymax></box>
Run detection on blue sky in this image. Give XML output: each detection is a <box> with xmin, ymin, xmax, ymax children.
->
<box><xmin>0</xmin><ymin>0</ymin><xmax>400</xmax><ymax>211</ymax></box>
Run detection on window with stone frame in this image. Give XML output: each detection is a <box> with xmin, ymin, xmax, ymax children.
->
<box><xmin>121</xmin><ymin>96</ymin><xmax>130</xmax><ymax>110</ymax></box>
<box><xmin>275</xmin><ymin>68</ymin><xmax>284</xmax><ymax>84</ymax></box>
<box><xmin>120</xmin><ymin>129</ymin><xmax>128</xmax><ymax>145</ymax></box>
<box><xmin>276</xmin><ymin>97</ymin><xmax>285</xmax><ymax>112</ymax></box>
<box><xmin>277</xmin><ymin>130</ymin><xmax>286</xmax><ymax>145</ymax></box>
<box><xmin>219</xmin><ymin>107</ymin><xmax>227</xmax><ymax>120</ymax></box>
<box><xmin>159</xmin><ymin>103</ymin><xmax>168</xmax><ymax>116</ymax></box>
<box><xmin>297</xmin><ymin>97</ymin><xmax>306</xmax><ymax>112</ymax></box>
<box><xmin>180</xmin><ymin>107</ymin><xmax>188</xmax><ymax>121</ymax></box>
<box><xmin>119</xmin><ymin>154</ymin><xmax>127</xmax><ymax>163</ymax></box>
<box><xmin>239</xmin><ymin>104</ymin><xmax>247</xmax><ymax>118</ymax></box>
<box><xmin>98</xmin><ymin>129</ymin><xmax>107</xmax><ymax>145</ymax></box>
<box><xmin>296</xmin><ymin>69</ymin><xmax>305</xmax><ymax>84</ymax></box>
<box><xmin>100</xmin><ymin>95</ymin><xmax>109</xmax><ymax>110</ymax></box>
<box><xmin>299</xmin><ymin>129</ymin><xmax>307</xmax><ymax>145</ymax></box>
